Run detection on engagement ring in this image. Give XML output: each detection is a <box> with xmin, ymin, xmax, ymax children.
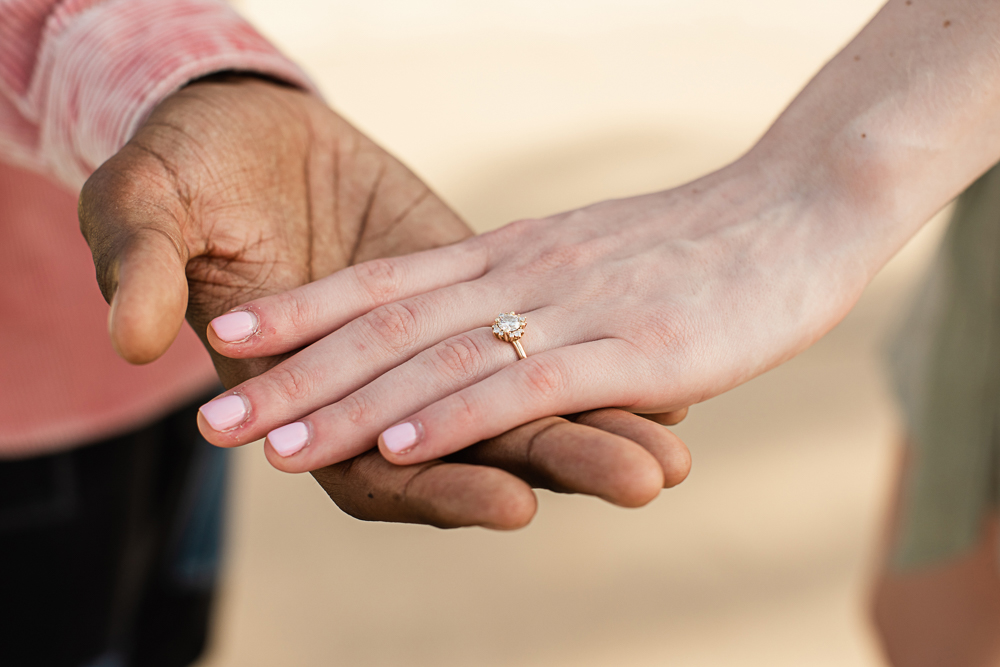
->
<box><xmin>492</xmin><ymin>312</ymin><xmax>527</xmax><ymax>360</ymax></box>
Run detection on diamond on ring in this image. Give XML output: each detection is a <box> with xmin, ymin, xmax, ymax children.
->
<box><xmin>493</xmin><ymin>312</ymin><xmax>528</xmax><ymax>359</ymax></box>
<box><xmin>492</xmin><ymin>312</ymin><xmax>526</xmax><ymax>342</ymax></box>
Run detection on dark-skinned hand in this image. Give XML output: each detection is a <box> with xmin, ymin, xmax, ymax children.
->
<box><xmin>78</xmin><ymin>77</ymin><xmax>690</xmax><ymax>528</ymax></box>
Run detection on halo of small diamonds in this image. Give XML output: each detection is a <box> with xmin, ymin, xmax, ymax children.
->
<box><xmin>492</xmin><ymin>311</ymin><xmax>526</xmax><ymax>343</ymax></box>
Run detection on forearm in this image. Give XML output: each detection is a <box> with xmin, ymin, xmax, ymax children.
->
<box><xmin>751</xmin><ymin>0</ymin><xmax>1000</xmax><ymax>278</ymax></box>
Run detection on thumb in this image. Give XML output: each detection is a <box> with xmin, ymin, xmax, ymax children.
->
<box><xmin>107</xmin><ymin>228</ymin><xmax>189</xmax><ymax>364</ymax></box>
<box><xmin>80</xmin><ymin>162</ymin><xmax>190</xmax><ymax>365</ymax></box>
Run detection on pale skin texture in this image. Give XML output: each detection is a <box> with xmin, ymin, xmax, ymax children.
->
<box><xmin>78</xmin><ymin>77</ymin><xmax>692</xmax><ymax>530</ymax></box>
<box><xmin>190</xmin><ymin>1</ymin><xmax>1000</xmax><ymax>660</ymax></box>
<box><xmin>200</xmin><ymin>0</ymin><xmax>1000</xmax><ymax>470</ymax></box>
<box><xmin>180</xmin><ymin>1</ymin><xmax>1000</xmax><ymax>660</ymax></box>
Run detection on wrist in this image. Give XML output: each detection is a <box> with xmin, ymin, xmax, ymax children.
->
<box><xmin>739</xmin><ymin>0</ymin><xmax>1000</xmax><ymax>283</ymax></box>
<box><xmin>683</xmin><ymin>147</ymin><xmax>878</xmax><ymax>346</ymax></box>
<box><xmin>741</xmin><ymin>116</ymin><xmax>919</xmax><ymax>287</ymax></box>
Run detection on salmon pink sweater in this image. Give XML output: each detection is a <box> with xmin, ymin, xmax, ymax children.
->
<box><xmin>0</xmin><ymin>0</ymin><xmax>312</xmax><ymax>456</ymax></box>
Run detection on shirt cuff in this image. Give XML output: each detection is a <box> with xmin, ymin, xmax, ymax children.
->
<box><xmin>34</xmin><ymin>0</ymin><xmax>317</xmax><ymax>189</ymax></box>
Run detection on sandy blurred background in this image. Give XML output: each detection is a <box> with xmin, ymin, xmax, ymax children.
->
<box><xmin>198</xmin><ymin>2</ymin><xmax>950</xmax><ymax>665</ymax></box>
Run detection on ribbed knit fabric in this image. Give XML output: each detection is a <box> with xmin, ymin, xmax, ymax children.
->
<box><xmin>0</xmin><ymin>0</ymin><xmax>315</xmax><ymax>455</ymax></box>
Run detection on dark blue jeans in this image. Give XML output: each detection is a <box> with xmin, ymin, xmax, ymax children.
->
<box><xmin>0</xmin><ymin>389</ymin><xmax>227</xmax><ymax>667</ymax></box>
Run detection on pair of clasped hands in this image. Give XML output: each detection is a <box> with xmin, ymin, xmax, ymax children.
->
<box><xmin>80</xmin><ymin>77</ymin><xmax>849</xmax><ymax>529</ymax></box>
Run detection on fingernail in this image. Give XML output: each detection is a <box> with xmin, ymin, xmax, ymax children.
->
<box><xmin>199</xmin><ymin>395</ymin><xmax>249</xmax><ymax>431</ymax></box>
<box><xmin>210</xmin><ymin>310</ymin><xmax>258</xmax><ymax>343</ymax></box>
<box><xmin>380</xmin><ymin>421</ymin><xmax>421</xmax><ymax>454</ymax></box>
<box><xmin>267</xmin><ymin>422</ymin><xmax>310</xmax><ymax>457</ymax></box>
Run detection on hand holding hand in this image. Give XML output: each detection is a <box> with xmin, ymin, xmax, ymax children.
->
<box><xmin>79</xmin><ymin>77</ymin><xmax>691</xmax><ymax>527</ymax></box>
<box><xmin>196</xmin><ymin>149</ymin><xmax>855</xmax><ymax>472</ymax></box>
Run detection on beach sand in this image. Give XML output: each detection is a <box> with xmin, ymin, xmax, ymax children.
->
<box><xmin>197</xmin><ymin>2</ymin><xmax>945</xmax><ymax>664</ymax></box>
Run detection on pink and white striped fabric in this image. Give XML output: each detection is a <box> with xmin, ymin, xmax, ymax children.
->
<box><xmin>0</xmin><ymin>0</ymin><xmax>313</xmax><ymax>455</ymax></box>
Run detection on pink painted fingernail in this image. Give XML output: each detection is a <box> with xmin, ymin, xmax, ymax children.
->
<box><xmin>380</xmin><ymin>421</ymin><xmax>421</xmax><ymax>454</ymax></box>
<box><xmin>210</xmin><ymin>311</ymin><xmax>258</xmax><ymax>343</ymax></box>
<box><xmin>199</xmin><ymin>395</ymin><xmax>249</xmax><ymax>431</ymax></box>
<box><xmin>267</xmin><ymin>422</ymin><xmax>310</xmax><ymax>457</ymax></box>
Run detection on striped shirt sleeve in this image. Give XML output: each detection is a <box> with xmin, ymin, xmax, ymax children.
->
<box><xmin>0</xmin><ymin>0</ymin><xmax>315</xmax><ymax>190</ymax></box>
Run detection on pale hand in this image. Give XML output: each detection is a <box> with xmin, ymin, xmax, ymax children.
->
<box><xmin>198</xmin><ymin>0</ymin><xmax>1000</xmax><ymax>472</ymax></box>
<box><xmin>194</xmin><ymin>148</ymin><xmax>860</xmax><ymax>473</ymax></box>
<box><xmin>78</xmin><ymin>77</ymin><xmax>691</xmax><ymax>528</ymax></box>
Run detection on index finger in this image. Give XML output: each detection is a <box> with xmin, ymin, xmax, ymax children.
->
<box><xmin>310</xmin><ymin>449</ymin><xmax>537</xmax><ymax>530</ymax></box>
<box><xmin>309</xmin><ymin>409</ymin><xmax>692</xmax><ymax>529</ymax></box>
<box><xmin>206</xmin><ymin>240</ymin><xmax>488</xmax><ymax>356</ymax></box>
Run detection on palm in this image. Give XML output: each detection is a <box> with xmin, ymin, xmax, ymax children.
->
<box><xmin>82</xmin><ymin>78</ymin><xmax>468</xmax><ymax>386</ymax></box>
<box><xmin>78</xmin><ymin>78</ymin><xmax>690</xmax><ymax>528</ymax></box>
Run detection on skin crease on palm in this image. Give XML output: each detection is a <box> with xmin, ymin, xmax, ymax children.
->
<box><xmin>77</xmin><ymin>76</ymin><xmax>692</xmax><ymax>530</ymax></box>
<box><xmin>195</xmin><ymin>0</ymin><xmax>1000</xmax><ymax>474</ymax></box>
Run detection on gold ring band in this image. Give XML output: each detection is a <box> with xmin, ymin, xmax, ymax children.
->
<box><xmin>492</xmin><ymin>312</ymin><xmax>527</xmax><ymax>360</ymax></box>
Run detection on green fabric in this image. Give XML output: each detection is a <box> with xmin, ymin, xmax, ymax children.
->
<box><xmin>888</xmin><ymin>163</ymin><xmax>1000</xmax><ymax>570</ymax></box>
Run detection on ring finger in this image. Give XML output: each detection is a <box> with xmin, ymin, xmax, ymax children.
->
<box><xmin>260</xmin><ymin>306</ymin><xmax>590</xmax><ymax>472</ymax></box>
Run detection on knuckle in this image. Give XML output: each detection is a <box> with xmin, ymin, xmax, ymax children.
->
<box><xmin>502</xmin><ymin>218</ymin><xmax>537</xmax><ymax>237</ymax></box>
<box><xmin>77</xmin><ymin>175</ymin><xmax>107</xmax><ymax>238</ymax></box>
<box><xmin>539</xmin><ymin>244</ymin><xmax>586</xmax><ymax>267</ymax></box>
<box><xmin>448</xmin><ymin>391</ymin><xmax>479</xmax><ymax>426</ymax></box>
<box><xmin>491</xmin><ymin>217</ymin><xmax>534</xmax><ymax>239</ymax></box>
<box><xmin>280</xmin><ymin>292</ymin><xmax>320</xmax><ymax>333</ymax></box>
<box><xmin>482</xmin><ymin>218</ymin><xmax>538</xmax><ymax>251</ymax></box>
<box><xmin>432</xmin><ymin>334</ymin><xmax>487</xmax><ymax>382</ymax></box>
<box><xmin>362</xmin><ymin>301</ymin><xmax>420</xmax><ymax>352</ymax></box>
<box><xmin>267</xmin><ymin>363</ymin><xmax>318</xmax><ymax>404</ymax></box>
<box><xmin>78</xmin><ymin>164</ymin><xmax>131</xmax><ymax>224</ymax></box>
<box><xmin>517</xmin><ymin>357</ymin><xmax>566</xmax><ymax>402</ymax></box>
<box><xmin>634</xmin><ymin>308</ymin><xmax>692</xmax><ymax>357</ymax></box>
<box><xmin>339</xmin><ymin>391</ymin><xmax>379</xmax><ymax>428</ymax></box>
<box><xmin>353</xmin><ymin>258</ymin><xmax>403</xmax><ymax>305</ymax></box>
<box><xmin>527</xmin><ymin>240</ymin><xmax>601</xmax><ymax>277</ymax></box>
<box><xmin>78</xmin><ymin>172</ymin><xmax>141</xmax><ymax>291</ymax></box>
